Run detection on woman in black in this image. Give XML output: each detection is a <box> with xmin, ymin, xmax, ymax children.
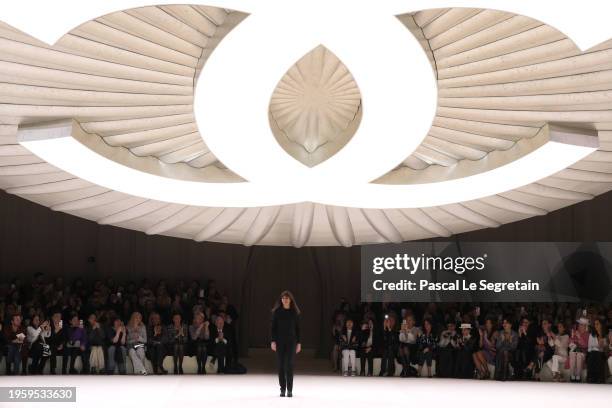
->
<box><xmin>270</xmin><ymin>290</ymin><xmax>301</xmax><ymax>398</ymax></box>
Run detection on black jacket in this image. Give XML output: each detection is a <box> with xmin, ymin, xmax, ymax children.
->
<box><xmin>340</xmin><ymin>328</ymin><xmax>359</xmax><ymax>350</ymax></box>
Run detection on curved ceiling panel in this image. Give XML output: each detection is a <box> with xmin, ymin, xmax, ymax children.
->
<box><xmin>1</xmin><ymin>5</ymin><xmax>612</xmax><ymax>246</ymax></box>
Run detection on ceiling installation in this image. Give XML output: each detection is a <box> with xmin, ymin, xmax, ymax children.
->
<box><xmin>1</xmin><ymin>4</ymin><xmax>612</xmax><ymax>246</ymax></box>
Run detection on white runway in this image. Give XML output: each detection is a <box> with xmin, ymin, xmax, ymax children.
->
<box><xmin>0</xmin><ymin>374</ymin><xmax>611</xmax><ymax>408</ymax></box>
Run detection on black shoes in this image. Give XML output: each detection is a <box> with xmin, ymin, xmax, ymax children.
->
<box><xmin>280</xmin><ymin>389</ymin><xmax>286</xmax><ymax>397</ymax></box>
<box><xmin>287</xmin><ymin>391</ymin><xmax>293</xmax><ymax>398</ymax></box>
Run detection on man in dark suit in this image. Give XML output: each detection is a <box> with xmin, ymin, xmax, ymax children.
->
<box><xmin>210</xmin><ymin>314</ymin><xmax>235</xmax><ymax>373</ymax></box>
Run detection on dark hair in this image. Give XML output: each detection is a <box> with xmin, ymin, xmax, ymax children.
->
<box><xmin>272</xmin><ymin>290</ymin><xmax>301</xmax><ymax>315</ymax></box>
<box><xmin>591</xmin><ymin>318</ymin><xmax>604</xmax><ymax>336</ymax></box>
<box><xmin>423</xmin><ymin>318</ymin><xmax>434</xmax><ymax>334</ymax></box>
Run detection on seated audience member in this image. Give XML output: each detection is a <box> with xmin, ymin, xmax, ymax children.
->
<box><xmin>0</xmin><ymin>321</ymin><xmax>4</xmax><ymax>370</ymax></box>
<box><xmin>398</xmin><ymin>315</ymin><xmax>420</xmax><ymax>377</ymax></box>
<box><xmin>127</xmin><ymin>312</ymin><xmax>148</xmax><ymax>375</ymax></box>
<box><xmin>379</xmin><ymin>314</ymin><xmax>399</xmax><ymax>377</ymax></box>
<box><xmin>26</xmin><ymin>314</ymin><xmax>51</xmax><ymax>374</ymax></box>
<box><xmin>331</xmin><ymin>313</ymin><xmax>344</xmax><ymax>372</ymax></box>
<box><xmin>474</xmin><ymin>318</ymin><xmax>495</xmax><ymax>379</ymax></box>
<box><xmin>416</xmin><ymin>318</ymin><xmax>436</xmax><ymax>378</ymax></box>
<box><xmin>64</xmin><ymin>314</ymin><xmax>87</xmax><ymax>374</ymax></box>
<box><xmin>86</xmin><ymin>313</ymin><xmax>105</xmax><ymax>374</ymax></box>
<box><xmin>526</xmin><ymin>318</ymin><xmax>554</xmax><ymax>381</ymax></box>
<box><xmin>221</xmin><ymin>312</ymin><xmax>239</xmax><ymax>367</ymax></box>
<box><xmin>219</xmin><ymin>295</ymin><xmax>239</xmax><ymax>323</ymax></box>
<box><xmin>4</xmin><ymin>313</ymin><xmax>26</xmax><ymax>375</ymax></box>
<box><xmin>167</xmin><ymin>312</ymin><xmax>188</xmax><ymax>374</ymax></box>
<box><xmin>48</xmin><ymin>312</ymin><xmax>65</xmax><ymax>375</ymax></box>
<box><xmin>211</xmin><ymin>315</ymin><xmax>234</xmax><ymax>374</ymax></box>
<box><xmin>437</xmin><ymin>321</ymin><xmax>458</xmax><ymax>378</ymax></box>
<box><xmin>569</xmin><ymin>317</ymin><xmax>589</xmax><ymax>382</ymax></box>
<box><xmin>147</xmin><ymin>312</ymin><xmax>167</xmax><ymax>375</ymax></box>
<box><xmin>455</xmin><ymin>323</ymin><xmax>477</xmax><ymax>379</ymax></box>
<box><xmin>189</xmin><ymin>311</ymin><xmax>210</xmax><ymax>374</ymax></box>
<box><xmin>547</xmin><ymin>322</ymin><xmax>570</xmax><ymax>382</ymax></box>
<box><xmin>358</xmin><ymin>318</ymin><xmax>375</xmax><ymax>376</ymax></box>
<box><xmin>607</xmin><ymin>329</ymin><xmax>612</xmax><ymax>382</ymax></box>
<box><xmin>340</xmin><ymin>318</ymin><xmax>359</xmax><ymax>376</ymax></box>
<box><xmin>586</xmin><ymin>318</ymin><xmax>608</xmax><ymax>384</ymax></box>
<box><xmin>495</xmin><ymin>318</ymin><xmax>518</xmax><ymax>381</ymax></box>
<box><xmin>106</xmin><ymin>317</ymin><xmax>127</xmax><ymax>375</ymax></box>
<box><xmin>515</xmin><ymin>317</ymin><xmax>535</xmax><ymax>380</ymax></box>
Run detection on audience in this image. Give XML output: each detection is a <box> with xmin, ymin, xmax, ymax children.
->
<box><xmin>0</xmin><ymin>274</ymin><xmax>240</xmax><ymax>375</ymax></box>
<box><xmin>1</xmin><ymin>272</ymin><xmax>610</xmax><ymax>384</ymax></box>
<box><xmin>331</xmin><ymin>300</ymin><xmax>612</xmax><ymax>383</ymax></box>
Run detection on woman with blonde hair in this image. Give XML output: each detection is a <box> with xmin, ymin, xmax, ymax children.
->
<box><xmin>189</xmin><ymin>311</ymin><xmax>210</xmax><ymax>374</ymax></box>
<box><xmin>127</xmin><ymin>312</ymin><xmax>147</xmax><ymax>375</ymax></box>
<box><xmin>270</xmin><ymin>290</ymin><xmax>301</xmax><ymax>398</ymax></box>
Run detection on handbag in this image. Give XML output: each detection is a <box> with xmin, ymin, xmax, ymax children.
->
<box><xmin>40</xmin><ymin>335</ymin><xmax>51</xmax><ymax>357</ymax></box>
<box><xmin>204</xmin><ymin>356</ymin><xmax>218</xmax><ymax>374</ymax></box>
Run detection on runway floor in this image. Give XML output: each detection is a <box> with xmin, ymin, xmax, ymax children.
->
<box><xmin>0</xmin><ymin>350</ymin><xmax>610</xmax><ymax>407</ymax></box>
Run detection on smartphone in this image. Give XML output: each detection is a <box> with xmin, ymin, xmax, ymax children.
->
<box><xmin>59</xmin><ymin>320</ymin><xmax>63</xmax><ymax>329</ymax></box>
<box><xmin>79</xmin><ymin>319</ymin><xmax>83</xmax><ymax>327</ymax></box>
<box><xmin>384</xmin><ymin>314</ymin><xmax>389</xmax><ymax>319</ymax></box>
<box><xmin>117</xmin><ymin>292</ymin><xmax>122</xmax><ymax>298</ymax></box>
<box><xmin>199</xmin><ymin>289</ymin><xmax>205</xmax><ymax>298</ymax></box>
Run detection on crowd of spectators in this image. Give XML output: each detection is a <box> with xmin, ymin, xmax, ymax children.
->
<box><xmin>332</xmin><ymin>300</ymin><xmax>612</xmax><ymax>383</ymax></box>
<box><xmin>0</xmin><ymin>273</ymin><xmax>241</xmax><ymax>375</ymax></box>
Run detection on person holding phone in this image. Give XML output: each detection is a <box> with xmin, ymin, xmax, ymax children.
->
<box><xmin>380</xmin><ymin>314</ymin><xmax>399</xmax><ymax>377</ymax></box>
<box><xmin>107</xmin><ymin>317</ymin><xmax>127</xmax><ymax>375</ymax></box>
<box><xmin>270</xmin><ymin>291</ymin><xmax>301</xmax><ymax>398</ymax></box>
<box><xmin>64</xmin><ymin>314</ymin><xmax>88</xmax><ymax>374</ymax></box>
<box><xmin>398</xmin><ymin>315</ymin><xmax>421</xmax><ymax>377</ymax></box>
<box><xmin>26</xmin><ymin>315</ymin><xmax>51</xmax><ymax>374</ymax></box>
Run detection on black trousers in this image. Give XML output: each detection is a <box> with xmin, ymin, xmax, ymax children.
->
<box><xmin>586</xmin><ymin>351</ymin><xmax>606</xmax><ymax>383</ymax></box>
<box><xmin>29</xmin><ymin>342</ymin><xmax>48</xmax><ymax>374</ymax></box>
<box><xmin>148</xmin><ymin>342</ymin><xmax>165</xmax><ymax>373</ymax></box>
<box><xmin>437</xmin><ymin>347</ymin><xmax>456</xmax><ymax>378</ymax></box>
<box><xmin>194</xmin><ymin>342</ymin><xmax>208</xmax><ymax>374</ymax></box>
<box><xmin>359</xmin><ymin>349</ymin><xmax>374</xmax><ymax>375</ymax></box>
<box><xmin>380</xmin><ymin>346</ymin><xmax>397</xmax><ymax>376</ymax></box>
<box><xmin>276</xmin><ymin>341</ymin><xmax>296</xmax><ymax>392</ymax></box>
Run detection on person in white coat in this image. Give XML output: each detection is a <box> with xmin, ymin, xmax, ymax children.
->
<box><xmin>547</xmin><ymin>322</ymin><xmax>569</xmax><ymax>381</ymax></box>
